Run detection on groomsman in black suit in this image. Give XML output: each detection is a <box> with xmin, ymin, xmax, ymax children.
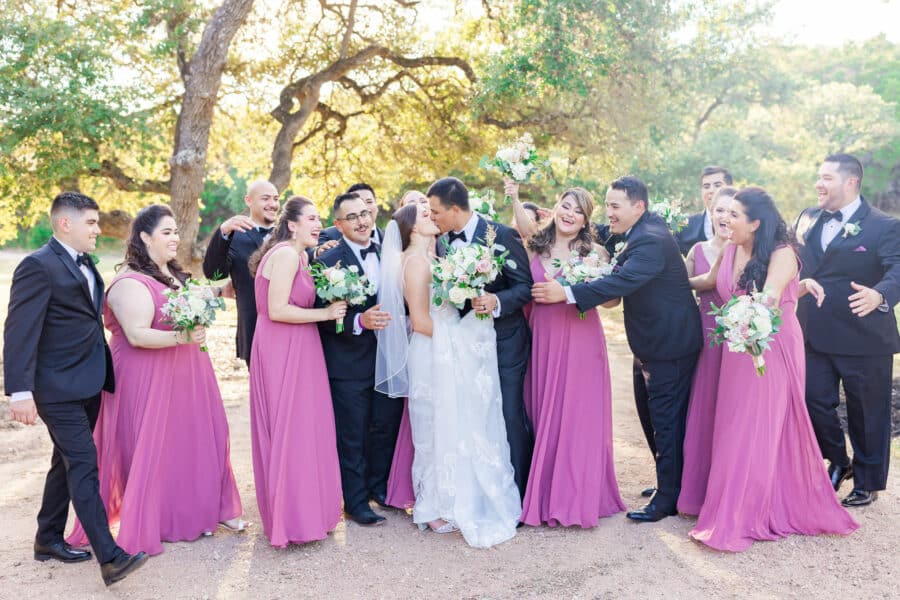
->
<box><xmin>428</xmin><ymin>176</ymin><xmax>535</xmax><ymax>499</ymax></box>
<box><xmin>3</xmin><ymin>192</ymin><xmax>147</xmax><ymax>586</ymax></box>
<box><xmin>533</xmin><ymin>176</ymin><xmax>702</xmax><ymax>521</ymax></box>
<box><xmin>795</xmin><ymin>153</ymin><xmax>900</xmax><ymax>507</ymax></box>
<box><xmin>319</xmin><ymin>182</ymin><xmax>384</xmax><ymax>247</ymax></box>
<box><xmin>316</xmin><ymin>192</ymin><xmax>402</xmax><ymax>525</ymax></box>
<box><xmin>674</xmin><ymin>166</ymin><xmax>733</xmax><ymax>255</ymax></box>
<box><xmin>203</xmin><ymin>180</ymin><xmax>280</xmax><ymax>365</ymax></box>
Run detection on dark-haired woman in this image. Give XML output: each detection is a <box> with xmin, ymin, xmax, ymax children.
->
<box><xmin>248</xmin><ymin>196</ymin><xmax>346</xmax><ymax>547</ymax></box>
<box><xmin>688</xmin><ymin>187</ymin><xmax>858</xmax><ymax>551</ymax></box>
<box><xmin>509</xmin><ymin>182</ymin><xmax>625</xmax><ymax>528</ymax></box>
<box><xmin>68</xmin><ymin>204</ymin><xmax>244</xmax><ymax>556</ymax></box>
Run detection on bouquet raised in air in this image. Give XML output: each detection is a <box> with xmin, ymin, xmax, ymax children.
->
<box><xmin>160</xmin><ymin>279</ymin><xmax>226</xmax><ymax>352</ymax></box>
<box><xmin>432</xmin><ymin>224</ymin><xmax>515</xmax><ymax>320</ymax></box>
<box><xmin>309</xmin><ymin>262</ymin><xmax>376</xmax><ymax>333</ymax></box>
<box><xmin>480</xmin><ymin>132</ymin><xmax>550</xmax><ymax>203</ymax></box>
<box><xmin>708</xmin><ymin>289</ymin><xmax>782</xmax><ymax>376</ymax></box>
<box><xmin>470</xmin><ymin>189</ymin><xmax>499</xmax><ymax>221</ymax></box>
<box><xmin>649</xmin><ymin>197</ymin><xmax>689</xmax><ymax>233</ymax></box>
<box><xmin>551</xmin><ymin>249</ymin><xmax>614</xmax><ymax>319</ymax></box>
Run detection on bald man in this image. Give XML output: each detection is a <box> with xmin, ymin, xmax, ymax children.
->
<box><xmin>203</xmin><ymin>180</ymin><xmax>281</xmax><ymax>365</ymax></box>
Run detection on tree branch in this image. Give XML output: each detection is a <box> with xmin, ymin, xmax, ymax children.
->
<box><xmin>90</xmin><ymin>160</ymin><xmax>171</xmax><ymax>194</ymax></box>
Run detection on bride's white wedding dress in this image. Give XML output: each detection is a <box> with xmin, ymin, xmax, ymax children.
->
<box><xmin>407</xmin><ymin>298</ymin><xmax>521</xmax><ymax>548</ymax></box>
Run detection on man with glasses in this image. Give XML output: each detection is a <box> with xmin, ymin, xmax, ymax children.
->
<box><xmin>319</xmin><ymin>182</ymin><xmax>384</xmax><ymax>247</ymax></box>
<box><xmin>315</xmin><ymin>192</ymin><xmax>401</xmax><ymax>526</ymax></box>
<box><xmin>203</xmin><ymin>180</ymin><xmax>281</xmax><ymax>366</ymax></box>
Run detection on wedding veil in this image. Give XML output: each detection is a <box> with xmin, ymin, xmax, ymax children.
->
<box><xmin>374</xmin><ymin>220</ymin><xmax>410</xmax><ymax>397</ymax></box>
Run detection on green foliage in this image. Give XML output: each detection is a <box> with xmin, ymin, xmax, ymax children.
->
<box><xmin>198</xmin><ymin>169</ymin><xmax>250</xmax><ymax>238</ymax></box>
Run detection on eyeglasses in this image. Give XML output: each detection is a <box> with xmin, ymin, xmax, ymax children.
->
<box><xmin>336</xmin><ymin>210</ymin><xmax>373</xmax><ymax>224</ymax></box>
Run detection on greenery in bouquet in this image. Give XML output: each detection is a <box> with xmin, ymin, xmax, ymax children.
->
<box><xmin>308</xmin><ymin>262</ymin><xmax>377</xmax><ymax>333</ymax></box>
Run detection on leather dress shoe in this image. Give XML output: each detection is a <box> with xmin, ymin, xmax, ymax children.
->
<box><xmin>34</xmin><ymin>541</ymin><xmax>92</xmax><ymax>563</ymax></box>
<box><xmin>101</xmin><ymin>551</ymin><xmax>149</xmax><ymax>586</ymax></box>
<box><xmin>841</xmin><ymin>488</ymin><xmax>877</xmax><ymax>507</ymax></box>
<box><xmin>347</xmin><ymin>508</ymin><xmax>386</xmax><ymax>526</ymax></box>
<box><xmin>640</xmin><ymin>487</ymin><xmax>656</xmax><ymax>498</ymax></box>
<box><xmin>370</xmin><ymin>493</ymin><xmax>390</xmax><ymax>509</ymax></box>
<box><xmin>827</xmin><ymin>462</ymin><xmax>853</xmax><ymax>492</ymax></box>
<box><xmin>626</xmin><ymin>502</ymin><xmax>678</xmax><ymax>523</ymax></box>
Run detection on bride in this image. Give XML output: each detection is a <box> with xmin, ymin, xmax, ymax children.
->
<box><xmin>375</xmin><ymin>202</ymin><xmax>521</xmax><ymax>548</ymax></box>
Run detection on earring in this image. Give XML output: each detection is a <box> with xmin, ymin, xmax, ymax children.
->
<box><xmin>292</xmin><ymin>231</ymin><xmax>297</xmax><ymax>240</ymax></box>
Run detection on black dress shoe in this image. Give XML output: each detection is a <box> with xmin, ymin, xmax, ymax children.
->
<box><xmin>101</xmin><ymin>551</ymin><xmax>149</xmax><ymax>586</ymax></box>
<box><xmin>347</xmin><ymin>508</ymin><xmax>386</xmax><ymax>526</ymax></box>
<box><xmin>827</xmin><ymin>462</ymin><xmax>853</xmax><ymax>492</ymax></box>
<box><xmin>640</xmin><ymin>487</ymin><xmax>656</xmax><ymax>498</ymax></box>
<box><xmin>841</xmin><ymin>488</ymin><xmax>877</xmax><ymax>507</ymax></box>
<box><xmin>34</xmin><ymin>541</ymin><xmax>92</xmax><ymax>563</ymax></box>
<box><xmin>370</xmin><ymin>493</ymin><xmax>390</xmax><ymax>509</ymax></box>
<box><xmin>626</xmin><ymin>503</ymin><xmax>678</xmax><ymax>523</ymax></box>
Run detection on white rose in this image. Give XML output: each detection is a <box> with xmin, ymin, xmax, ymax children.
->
<box><xmin>328</xmin><ymin>269</ymin><xmax>346</xmax><ymax>284</ymax></box>
<box><xmin>752</xmin><ymin>316</ymin><xmax>773</xmax><ymax>337</ymax></box>
<box><xmin>497</xmin><ymin>147</ymin><xmax>518</xmax><ymax>164</ymax></box>
<box><xmin>448</xmin><ymin>286</ymin><xmax>468</xmax><ymax>306</ymax></box>
<box><xmin>509</xmin><ymin>162</ymin><xmax>529</xmax><ymax>181</ymax></box>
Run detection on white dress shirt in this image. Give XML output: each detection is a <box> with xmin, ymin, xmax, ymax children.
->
<box><xmin>345</xmin><ymin>237</ymin><xmax>381</xmax><ymax>335</ymax></box>
<box><xmin>703</xmin><ymin>210</ymin><xmax>714</xmax><ymax>240</ymax></box>
<box><xmin>820</xmin><ymin>196</ymin><xmax>861</xmax><ymax>251</ymax></box>
<box><xmin>11</xmin><ymin>238</ymin><xmax>97</xmax><ymax>404</ymax></box>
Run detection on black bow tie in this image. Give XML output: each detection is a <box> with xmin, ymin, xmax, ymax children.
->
<box><xmin>75</xmin><ymin>253</ymin><xmax>92</xmax><ymax>268</ymax></box>
<box><xmin>257</xmin><ymin>226</ymin><xmax>274</xmax><ymax>235</ymax></box>
<box><xmin>448</xmin><ymin>230</ymin><xmax>467</xmax><ymax>244</ymax></box>
<box><xmin>360</xmin><ymin>244</ymin><xmax>380</xmax><ymax>260</ymax></box>
<box><xmin>824</xmin><ymin>211</ymin><xmax>843</xmax><ymax>223</ymax></box>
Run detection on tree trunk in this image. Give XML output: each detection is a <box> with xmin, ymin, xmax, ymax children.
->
<box><xmin>168</xmin><ymin>0</ymin><xmax>255</xmax><ymax>266</ymax></box>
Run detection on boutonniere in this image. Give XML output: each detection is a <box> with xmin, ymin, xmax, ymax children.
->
<box><xmin>841</xmin><ymin>222</ymin><xmax>861</xmax><ymax>238</ymax></box>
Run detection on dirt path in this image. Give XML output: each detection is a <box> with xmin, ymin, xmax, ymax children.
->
<box><xmin>0</xmin><ymin>302</ymin><xmax>897</xmax><ymax>599</ymax></box>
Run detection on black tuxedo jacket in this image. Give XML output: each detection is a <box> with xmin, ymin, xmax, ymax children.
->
<box><xmin>202</xmin><ymin>226</ymin><xmax>266</xmax><ymax>362</ymax></box>
<box><xmin>674</xmin><ymin>211</ymin><xmax>707</xmax><ymax>256</ymax></box>
<box><xmin>315</xmin><ymin>238</ymin><xmax>380</xmax><ymax>381</ymax></box>
<box><xmin>3</xmin><ymin>238</ymin><xmax>114</xmax><ymax>403</ymax></box>
<box><xmin>795</xmin><ymin>197</ymin><xmax>900</xmax><ymax>356</ymax></box>
<box><xmin>594</xmin><ymin>223</ymin><xmax>624</xmax><ymax>257</ymax></box>
<box><xmin>573</xmin><ymin>212</ymin><xmax>702</xmax><ymax>361</ymax></box>
<box><xmin>436</xmin><ymin>216</ymin><xmax>533</xmax><ymax>332</ymax></box>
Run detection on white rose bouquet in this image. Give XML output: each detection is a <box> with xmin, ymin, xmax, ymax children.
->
<box><xmin>160</xmin><ymin>279</ymin><xmax>226</xmax><ymax>352</ymax></box>
<box><xmin>551</xmin><ymin>249</ymin><xmax>614</xmax><ymax>319</ymax></box>
<box><xmin>649</xmin><ymin>197</ymin><xmax>689</xmax><ymax>233</ymax></box>
<box><xmin>708</xmin><ymin>290</ymin><xmax>783</xmax><ymax>376</ymax></box>
<box><xmin>309</xmin><ymin>262</ymin><xmax>377</xmax><ymax>333</ymax></box>
<box><xmin>469</xmin><ymin>189</ymin><xmax>499</xmax><ymax>221</ymax></box>
<box><xmin>432</xmin><ymin>225</ymin><xmax>514</xmax><ymax>320</ymax></box>
<box><xmin>480</xmin><ymin>132</ymin><xmax>549</xmax><ymax>203</ymax></box>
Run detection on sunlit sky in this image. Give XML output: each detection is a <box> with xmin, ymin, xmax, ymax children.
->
<box><xmin>770</xmin><ymin>0</ymin><xmax>899</xmax><ymax>46</ymax></box>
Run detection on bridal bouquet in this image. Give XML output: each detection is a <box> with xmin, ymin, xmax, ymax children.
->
<box><xmin>708</xmin><ymin>290</ymin><xmax>783</xmax><ymax>376</ymax></box>
<box><xmin>309</xmin><ymin>262</ymin><xmax>377</xmax><ymax>333</ymax></box>
<box><xmin>432</xmin><ymin>225</ymin><xmax>514</xmax><ymax>320</ymax></box>
<box><xmin>160</xmin><ymin>279</ymin><xmax>226</xmax><ymax>352</ymax></box>
<box><xmin>649</xmin><ymin>197</ymin><xmax>689</xmax><ymax>233</ymax></box>
<box><xmin>551</xmin><ymin>250</ymin><xmax>614</xmax><ymax>319</ymax></box>
<box><xmin>470</xmin><ymin>189</ymin><xmax>498</xmax><ymax>221</ymax></box>
<box><xmin>480</xmin><ymin>132</ymin><xmax>550</xmax><ymax>203</ymax></box>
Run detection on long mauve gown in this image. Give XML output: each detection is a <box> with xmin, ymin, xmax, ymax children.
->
<box><xmin>689</xmin><ymin>245</ymin><xmax>859</xmax><ymax>551</ymax></box>
<box><xmin>249</xmin><ymin>243</ymin><xmax>342</xmax><ymax>547</ymax></box>
<box><xmin>68</xmin><ymin>272</ymin><xmax>242</xmax><ymax>555</ymax></box>
<box><xmin>677</xmin><ymin>243</ymin><xmax>724</xmax><ymax>515</ymax></box>
<box><xmin>521</xmin><ymin>255</ymin><xmax>625</xmax><ymax>527</ymax></box>
<box><xmin>385</xmin><ymin>400</ymin><xmax>415</xmax><ymax>509</ymax></box>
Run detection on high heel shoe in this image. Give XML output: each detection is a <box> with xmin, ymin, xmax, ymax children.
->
<box><xmin>417</xmin><ymin>520</ymin><xmax>458</xmax><ymax>534</ymax></box>
<box><xmin>218</xmin><ymin>518</ymin><xmax>250</xmax><ymax>532</ymax></box>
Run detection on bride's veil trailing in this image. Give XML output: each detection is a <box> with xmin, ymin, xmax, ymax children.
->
<box><xmin>375</xmin><ymin>220</ymin><xmax>409</xmax><ymax>397</ymax></box>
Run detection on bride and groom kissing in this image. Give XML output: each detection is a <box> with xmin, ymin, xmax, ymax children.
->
<box><xmin>320</xmin><ymin>176</ymin><xmax>533</xmax><ymax>548</ymax></box>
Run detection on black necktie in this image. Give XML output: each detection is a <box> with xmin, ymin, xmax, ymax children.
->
<box><xmin>824</xmin><ymin>211</ymin><xmax>843</xmax><ymax>223</ymax></box>
<box><xmin>75</xmin><ymin>253</ymin><xmax>92</xmax><ymax>268</ymax></box>
<box><xmin>360</xmin><ymin>244</ymin><xmax>380</xmax><ymax>260</ymax></box>
<box><xmin>448</xmin><ymin>230</ymin><xmax>467</xmax><ymax>244</ymax></box>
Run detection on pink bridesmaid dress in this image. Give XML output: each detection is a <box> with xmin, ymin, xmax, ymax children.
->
<box><xmin>521</xmin><ymin>255</ymin><xmax>625</xmax><ymax>527</ymax></box>
<box><xmin>689</xmin><ymin>244</ymin><xmax>859</xmax><ymax>551</ymax></box>
<box><xmin>249</xmin><ymin>243</ymin><xmax>342</xmax><ymax>546</ymax></box>
<box><xmin>385</xmin><ymin>400</ymin><xmax>415</xmax><ymax>509</ymax></box>
<box><xmin>678</xmin><ymin>243</ymin><xmax>724</xmax><ymax>515</ymax></box>
<box><xmin>68</xmin><ymin>272</ymin><xmax>242</xmax><ymax>555</ymax></box>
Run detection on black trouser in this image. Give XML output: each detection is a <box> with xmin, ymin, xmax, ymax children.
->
<box><xmin>496</xmin><ymin>321</ymin><xmax>534</xmax><ymax>500</ymax></box>
<box><xmin>805</xmin><ymin>347</ymin><xmax>892</xmax><ymax>491</ymax></box>
<box><xmin>632</xmin><ymin>358</ymin><xmax>656</xmax><ymax>458</ymax></box>
<box><xmin>34</xmin><ymin>395</ymin><xmax>122</xmax><ymax>564</ymax></box>
<box><xmin>633</xmin><ymin>353</ymin><xmax>698</xmax><ymax>511</ymax></box>
<box><xmin>329</xmin><ymin>379</ymin><xmax>404</xmax><ymax>514</ymax></box>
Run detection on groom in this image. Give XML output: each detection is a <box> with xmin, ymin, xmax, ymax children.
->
<box><xmin>533</xmin><ymin>176</ymin><xmax>702</xmax><ymax>521</ymax></box>
<box><xmin>4</xmin><ymin>192</ymin><xmax>147</xmax><ymax>585</ymax></box>
<box><xmin>316</xmin><ymin>192</ymin><xmax>403</xmax><ymax>525</ymax></box>
<box><xmin>427</xmin><ymin>176</ymin><xmax>534</xmax><ymax>498</ymax></box>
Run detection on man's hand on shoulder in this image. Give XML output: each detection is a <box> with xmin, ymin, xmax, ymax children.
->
<box><xmin>220</xmin><ymin>215</ymin><xmax>256</xmax><ymax>236</ymax></box>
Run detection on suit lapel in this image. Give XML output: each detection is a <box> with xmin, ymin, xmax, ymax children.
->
<box><xmin>471</xmin><ymin>215</ymin><xmax>489</xmax><ymax>247</ymax></box>
<box><xmin>823</xmin><ymin>199</ymin><xmax>870</xmax><ymax>260</ymax></box>
<box><xmin>338</xmin><ymin>238</ymin><xmax>365</xmax><ymax>274</ymax></box>
<box><xmin>48</xmin><ymin>238</ymin><xmax>94</xmax><ymax>309</ymax></box>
